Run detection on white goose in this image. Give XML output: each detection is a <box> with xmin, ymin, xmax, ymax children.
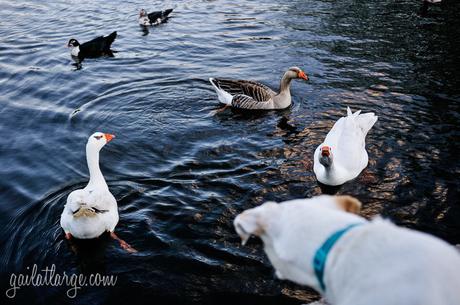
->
<box><xmin>60</xmin><ymin>132</ymin><xmax>136</xmax><ymax>252</ymax></box>
<box><xmin>313</xmin><ymin>107</ymin><xmax>378</xmax><ymax>186</ymax></box>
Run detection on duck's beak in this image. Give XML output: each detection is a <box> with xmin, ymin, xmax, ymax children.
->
<box><xmin>298</xmin><ymin>71</ymin><xmax>309</xmax><ymax>81</ymax></box>
<box><xmin>104</xmin><ymin>133</ymin><xmax>115</xmax><ymax>142</ymax></box>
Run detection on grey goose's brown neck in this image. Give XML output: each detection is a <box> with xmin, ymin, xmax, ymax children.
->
<box><xmin>271</xmin><ymin>72</ymin><xmax>295</xmax><ymax>109</ymax></box>
<box><xmin>279</xmin><ymin>72</ymin><xmax>294</xmax><ymax>94</ymax></box>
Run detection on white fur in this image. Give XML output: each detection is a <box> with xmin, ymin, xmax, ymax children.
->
<box><xmin>234</xmin><ymin>195</ymin><xmax>460</xmax><ymax>305</ymax></box>
<box><xmin>209</xmin><ymin>78</ymin><xmax>233</xmax><ymax>105</ymax></box>
<box><xmin>313</xmin><ymin>107</ymin><xmax>377</xmax><ymax>186</ymax></box>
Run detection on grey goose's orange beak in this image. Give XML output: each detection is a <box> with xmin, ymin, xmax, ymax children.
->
<box><xmin>298</xmin><ymin>71</ymin><xmax>309</xmax><ymax>81</ymax></box>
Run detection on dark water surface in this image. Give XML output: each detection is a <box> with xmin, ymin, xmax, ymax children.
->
<box><xmin>1</xmin><ymin>0</ymin><xmax>459</xmax><ymax>304</ymax></box>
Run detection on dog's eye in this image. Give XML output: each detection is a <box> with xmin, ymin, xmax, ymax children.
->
<box><xmin>94</xmin><ymin>135</ymin><xmax>103</xmax><ymax>140</ymax></box>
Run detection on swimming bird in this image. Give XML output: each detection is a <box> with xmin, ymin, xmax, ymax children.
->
<box><xmin>313</xmin><ymin>107</ymin><xmax>378</xmax><ymax>186</ymax></box>
<box><xmin>139</xmin><ymin>8</ymin><xmax>174</xmax><ymax>26</ymax></box>
<box><xmin>60</xmin><ymin>132</ymin><xmax>136</xmax><ymax>253</ymax></box>
<box><xmin>209</xmin><ymin>67</ymin><xmax>309</xmax><ymax>110</ymax></box>
<box><xmin>67</xmin><ymin>31</ymin><xmax>117</xmax><ymax>62</ymax></box>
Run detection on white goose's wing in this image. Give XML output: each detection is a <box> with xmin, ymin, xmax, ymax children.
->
<box><xmin>87</xmin><ymin>190</ymin><xmax>119</xmax><ymax>232</ymax></box>
<box><xmin>323</xmin><ymin>116</ymin><xmax>347</xmax><ymax>148</ymax></box>
<box><xmin>86</xmin><ymin>189</ymin><xmax>116</xmax><ymax>211</ymax></box>
<box><xmin>60</xmin><ymin>188</ymin><xmax>119</xmax><ymax>238</ymax></box>
<box><xmin>60</xmin><ymin>189</ymin><xmax>88</xmax><ymax>233</ymax></box>
<box><xmin>65</xmin><ymin>189</ymin><xmax>88</xmax><ymax>213</ymax></box>
<box><xmin>334</xmin><ymin>108</ymin><xmax>377</xmax><ymax>172</ymax></box>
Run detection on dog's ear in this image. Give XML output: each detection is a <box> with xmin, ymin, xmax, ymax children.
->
<box><xmin>234</xmin><ymin>201</ymin><xmax>277</xmax><ymax>245</ymax></box>
<box><xmin>334</xmin><ymin>196</ymin><xmax>362</xmax><ymax>214</ymax></box>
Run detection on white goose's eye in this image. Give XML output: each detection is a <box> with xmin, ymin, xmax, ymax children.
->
<box><xmin>94</xmin><ymin>135</ymin><xmax>103</xmax><ymax>140</ymax></box>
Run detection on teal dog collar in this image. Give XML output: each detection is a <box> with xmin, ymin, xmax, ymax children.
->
<box><xmin>313</xmin><ymin>223</ymin><xmax>362</xmax><ymax>291</ymax></box>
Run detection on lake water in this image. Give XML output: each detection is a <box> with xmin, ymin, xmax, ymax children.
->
<box><xmin>1</xmin><ymin>0</ymin><xmax>459</xmax><ymax>304</ymax></box>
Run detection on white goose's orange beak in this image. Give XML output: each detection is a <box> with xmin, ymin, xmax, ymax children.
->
<box><xmin>104</xmin><ymin>133</ymin><xmax>115</xmax><ymax>142</ymax></box>
<box><xmin>298</xmin><ymin>71</ymin><xmax>309</xmax><ymax>81</ymax></box>
<box><xmin>321</xmin><ymin>145</ymin><xmax>331</xmax><ymax>157</ymax></box>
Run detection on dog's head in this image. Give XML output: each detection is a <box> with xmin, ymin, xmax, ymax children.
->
<box><xmin>233</xmin><ymin>195</ymin><xmax>364</xmax><ymax>288</ymax></box>
<box><xmin>234</xmin><ymin>201</ymin><xmax>278</xmax><ymax>245</ymax></box>
<box><xmin>234</xmin><ymin>195</ymin><xmax>362</xmax><ymax>243</ymax></box>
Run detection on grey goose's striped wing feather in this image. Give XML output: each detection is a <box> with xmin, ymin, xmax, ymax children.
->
<box><xmin>231</xmin><ymin>94</ymin><xmax>268</xmax><ymax>109</ymax></box>
<box><xmin>212</xmin><ymin>78</ymin><xmax>276</xmax><ymax>109</ymax></box>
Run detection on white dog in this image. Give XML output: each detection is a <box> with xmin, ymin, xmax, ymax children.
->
<box><xmin>234</xmin><ymin>195</ymin><xmax>460</xmax><ymax>305</ymax></box>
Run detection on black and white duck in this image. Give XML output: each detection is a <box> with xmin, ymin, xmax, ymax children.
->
<box><xmin>138</xmin><ymin>8</ymin><xmax>174</xmax><ymax>26</ymax></box>
<box><xmin>67</xmin><ymin>31</ymin><xmax>117</xmax><ymax>63</ymax></box>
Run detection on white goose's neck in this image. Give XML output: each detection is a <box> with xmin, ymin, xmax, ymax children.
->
<box><xmin>320</xmin><ymin>161</ymin><xmax>349</xmax><ymax>186</ymax></box>
<box><xmin>323</xmin><ymin>162</ymin><xmax>334</xmax><ymax>173</ymax></box>
<box><xmin>86</xmin><ymin>145</ymin><xmax>107</xmax><ymax>190</ymax></box>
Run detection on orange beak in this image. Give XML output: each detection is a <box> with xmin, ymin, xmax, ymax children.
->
<box><xmin>298</xmin><ymin>71</ymin><xmax>309</xmax><ymax>81</ymax></box>
<box><xmin>104</xmin><ymin>133</ymin><xmax>115</xmax><ymax>142</ymax></box>
<box><xmin>321</xmin><ymin>146</ymin><xmax>331</xmax><ymax>157</ymax></box>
